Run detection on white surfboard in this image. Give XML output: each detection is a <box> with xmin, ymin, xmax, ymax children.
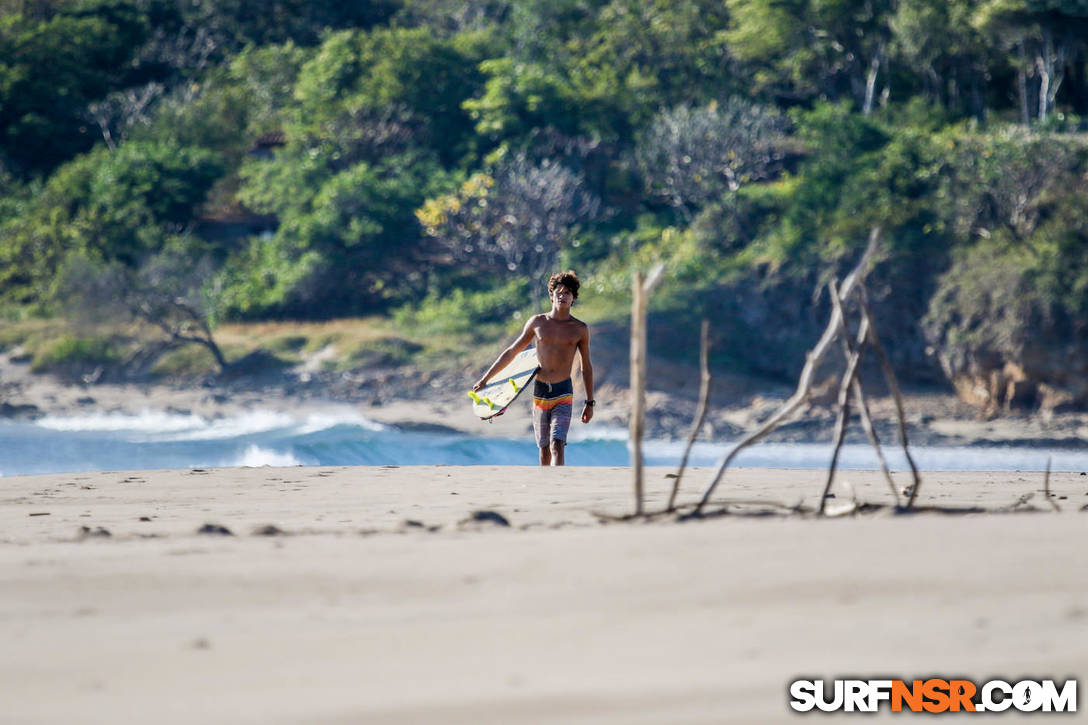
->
<box><xmin>468</xmin><ymin>347</ymin><xmax>540</xmax><ymax>420</ymax></box>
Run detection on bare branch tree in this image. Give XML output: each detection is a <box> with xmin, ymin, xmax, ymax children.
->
<box><xmin>58</xmin><ymin>250</ymin><xmax>228</xmax><ymax>372</ymax></box>
<box><xmin>634</xmin><ymin>99</ymin><xmax>790</xmax><ymax>219</ymax></box>
<box><xmin>419</xmin><ymin>155</ymin><xmax>600</xmax><ymax>284</ymax></box>
<box><xmin>86</xmin><ymin>83</ymin><xmax>165</xmax><ymax>150</ymax></box>
<box><xmin>131</xmin><ymin>250</ymin><xmax>227</xmax><ymax>370</ymax></box>
<box><xmin>83</xmin><ymin>19</ymin><xmax>223</xmax><ymax>149</ymax></box>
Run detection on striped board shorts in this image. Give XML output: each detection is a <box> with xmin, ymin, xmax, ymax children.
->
<box><xmin>532</xmin><ymin>378</ymin><xmax>573</xmax><ymax>448</ymax></box>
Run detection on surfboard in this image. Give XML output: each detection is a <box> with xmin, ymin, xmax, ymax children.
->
<box><xmin>468</xmin><ymin>347</ymin><xmax>540</xmax><ymax>420</ymax></box>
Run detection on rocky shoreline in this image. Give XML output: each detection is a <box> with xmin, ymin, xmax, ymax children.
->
<box><xmin>4</xmin><ymin>348</ymin><xmax>1088</xmax><ymax>451</ymax></box>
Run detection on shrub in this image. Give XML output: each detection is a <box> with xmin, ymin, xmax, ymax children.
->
<box><xmin>392</xmin><ymin>277</ymin><xmax>532</xmax><ymax>340</ymax></box>
<box><xmin>31</xmin><ymin>335</ymin><xmax>123</xmax><ymax>374</ymax></box>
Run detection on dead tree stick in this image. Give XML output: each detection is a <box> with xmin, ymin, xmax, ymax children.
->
<box><xmin>694</xmin><ymin>228</ymin><xmax>883</xmax><ymax>514</ymax></box>
<box><xmin>818</xmin><ymin>315</ymin><xmax>870</xmax><ymax>514</ymax></box>
<box><xmin>630</xmin><ymin>265</ymin><xmax>666</xmax><ymax>516</ymax></box>
<box><xmin>849</xmin><ymin>380</ymin><xmax>897</xmax><ymax>500</ymax></box>
<box><xmin>667</xmin><ymin>320</ymin><xmax>712</xmax><ymax>512</ymax></box>
<box><xmin>857</xmin><ymin>284</ymin><xmax>921</xmax><ymax>507</ymax></box>
<box><xmin>1044</xmin><ymin>456</ymin><xmax>1060</xmax><ymax>512</ymax></box>
<box><xmin>828</xmin><ymin>280</ymin><xmax>899</xmax><ymax>505</ymax></box>
<box><xmin>630</xmin><ymin>270</ymin><xmax>646</xmax><ymax>515</ymax></box>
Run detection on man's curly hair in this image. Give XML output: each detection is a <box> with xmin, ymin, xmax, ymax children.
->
<box><xmin>548</xmin><ymin>270</ymin><xmax>581</xmax><ymax>299</ymax></box>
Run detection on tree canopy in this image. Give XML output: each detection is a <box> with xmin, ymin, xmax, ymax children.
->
<box><xmin>3</xmin><ymin>0</ymin><xmax>1088</xmax><ymax>405</ymax></box>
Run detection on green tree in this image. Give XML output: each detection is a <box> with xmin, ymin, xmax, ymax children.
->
<box><xmin>127</xmin><ymin>41</ymin><xmax>310</xmax><ymax>171</ymax></box>
<box><xmin>973</xmin><ymin>0</ymin><xmax>1088</xmax><ymax>123</ymax></box>
<box><xmin>0</xmin><ymin>0</ymin><xmax>149</xmax><ymax>175</ymax></box>
<box><xmin>574</xmin><ymin>0</ymin><xmax>733</xmax><ymax>114</ymax></box>
<box><xmin>173</xmin><ymin>0</ymin><xmax>401</xmax><ymax>50</ymax></box>
<box><xmin>933</xmin><ymin>128</ymin><xmax>1084</xmax><ymax>241</ymax></box>
<box><xmin>889</xmin><ymin>0</ymin><xmax>992</xmax><ymax>120</ymax></box>
<box><xmin>225</xmin><ymin>141</ymin><xmax>453</xmax><ymax>318</ymax></box>
<box><xmin>394</xmin><ymin>0</ymin><xmax>512</xmax><ymax>33</ymax></box>
<box><xmin>464</xmin><ymin>58</ymin><xmax>588</xmax><ymax>145</ymax></box>
<box><xmin>293</xmin><ymin>27</ymin><xmax>487</xmax><ymax>165</ymax></box>
<box><xmin>209</xmin><ymin>26</ymin><xmax>493</xmax><ymax>319</ymax></box>
<box><xmin>726</xmin><ymin>0</ymin><xmax>896</xmax><ymax>113</ymax></box>
<box><xmin>469</xmin><ymin>0</ymin><xmax>734</xmax><ymax>153</ymax></box>
<box><xmin>924</xmin><ymin>183</ymin><xmax>1088</xmax><ymax>411</ymax></box>
<box><xmin>0</xmin><ymin>140</ymin><xmax>223</xmax><ymax>304</ymax></box>
<box><xmin>226</xmin><ymin>42</ymin><xmax>310</xmax><ymax>133</ymax></box>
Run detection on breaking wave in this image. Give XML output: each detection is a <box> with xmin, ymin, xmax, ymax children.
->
<box><xmin>3</xmin><ymin>408</ymin><xmax>1088</xmax><ymax>476</ymax></box>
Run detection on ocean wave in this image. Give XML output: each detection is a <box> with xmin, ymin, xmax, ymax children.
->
<box><xmin>567</xmin><ymin>424</ymin><xmax>628</xmax><ymax>442</ymax></box>
<box><xmin>641</xmin><ymin>441</ymin><xmax>1088</xmax><ymax>472</ymax></box>
<box><xmin>33</xmin><ymin>407</ymin><xmax>386</xmax><ymax>442</ymax></box>
<box><xmin>37</xmin><ymin>409</ymin><xmax>209</xmax><ymax>433</ymax></box>
<box><xmin>292</xmin><ymin>411</ymin><xmax>386</xmax><ymax>435</ymax></box>
<box><xmin>232</xmin><ymin>444</ymin><xmax>304</xmax><ymax>468</ymax></box>
<box><xmin>165</xmin><ymin>409</ymin><xmax>297</xmax><ymax>441</ymax></box>
<box><xmin>9</xmin><ymin>413</ymin><xmax>1088</xmax><ymax>474</ymax></box>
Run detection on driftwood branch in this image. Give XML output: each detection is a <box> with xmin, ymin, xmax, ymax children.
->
<box><xmin>667</xmin><ymin>320</ymin><xmax>712</xmax><ymax>512</ymax></box>
<box><xmin>1044</xmin><ymin>456</ymin><xmax>1060</xmax><ymax>512</ymax></box>
<box><xmin>818</xmin><ymin>308</ymin><xmax>870</xmax><ymax>514</ymax></box>
<box><xmin>856</xmin><ymin>284</ymin><xmax>921</xmax><ymax>507</ymax></box>
<box><xmin>849</xmin><ymin>379</ymin><xmax>898</xmax><ymax>502</ymax></box>
<box><xmin>828</xmin><ymin>279</ymin><xmax>899</xmax><ymax>505</ymax></box>
<box><xmin>694</xmin><ymin>228</ymin><xmax>883</xmax><ymax>514</ymax></box>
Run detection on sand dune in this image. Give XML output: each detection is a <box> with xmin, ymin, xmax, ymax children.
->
<box><xmin>2</xmin><ymin>466</ymin><xmax>1085</xmax><ymax>723</ymax></box>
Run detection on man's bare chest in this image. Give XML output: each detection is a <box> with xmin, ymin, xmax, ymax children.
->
<box><xmin>535</xmin><ymin>322</ymin><xmax>581</xmax><ymax>348</ymax></box>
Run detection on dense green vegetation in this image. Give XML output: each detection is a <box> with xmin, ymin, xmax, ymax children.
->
<box><xmin>2</xmin><ymin>0</ymin><xmax>1088</xmax><ymax>408</ymax></box>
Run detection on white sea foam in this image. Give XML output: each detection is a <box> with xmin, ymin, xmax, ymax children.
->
<box><xmin>37</xmin><ymin>410</ymin><xmax>209</xmax><ymax>433</ymax></box>
<box><xmin>640</xmin><ymin>441</ymin><xmax>1088</xmax><ymax>472</ymax></box>
<box><xmin>34</xmin><ymin>407</ymin><xmax>385</xmax><ymax>442</ymax></box>
<box><xmin>165</xmin><ymin>409</ymin><xmax>297</xmax><ymax>441</ymax></box>
<box><xmin>293</xmin><ymin>410</ymin><xmax>385</xmax><ymax>435</ymax></box>
<box><xmin>567</xmin><ymin>425</ymin><xmax>628</xmax><ymax>442</ymax></box>
<box><xmin>233</xmin><ymin>445</ymin><xmax>303</xmax><ymax>468</ymax></box>
<box><xmin>13</xmin><ymin>409</ymin><xmax>1088</xmax><ymax>474</ymax></box>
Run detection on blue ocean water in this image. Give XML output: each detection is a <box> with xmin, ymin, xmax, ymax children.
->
<box><xmin>1</xmin><ymin>408</ymin><xmax>1086</xmax><ymax>477</ymax></box>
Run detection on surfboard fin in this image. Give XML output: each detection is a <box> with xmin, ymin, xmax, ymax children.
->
<box><xmin>508</xmin><ymin>377</ymin><xmax>520</xmax><ymax>394</ymax></box>
<box><xmin>468</xmin><ymin>390</ymin><xmax>497</xmax><ymax>411</ymax></box>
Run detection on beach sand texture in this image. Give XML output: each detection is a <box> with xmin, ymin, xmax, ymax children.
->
<box><xmin>2</xmin><ymin>465</ymin><xmax>1086</xmax><ymax>723</ymax></box>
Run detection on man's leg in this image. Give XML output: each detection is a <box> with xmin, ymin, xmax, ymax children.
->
<box><xmin>550</xmin><ymin>439</ymin><xmax>565</xmax><ymax>466</ymax></box>
<box><xmin>534</xmin><ymin>403</ymin><xmax>551</xmax><ymax>466</ymax></box>
<box><xmin>548</xmin><ymin>397</ymin><xmax>572</xmax><ymax>467</ymax></box>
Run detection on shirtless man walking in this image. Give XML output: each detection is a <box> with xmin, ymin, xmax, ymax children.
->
<box><xmin>472</xmin><ymin>270</ymin><xmax>594</xmax><ymax>466</ymax></box>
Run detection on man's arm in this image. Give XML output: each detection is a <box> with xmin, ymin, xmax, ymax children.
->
<box><xmin>472</xmin><ymin>317</ymin><xmax>537</xmax><ymax>392</ymax></box>
<box><xmin>577</xmin><ymin>325</ymin><xmax>594</xmax><ymax>423</ymax></box>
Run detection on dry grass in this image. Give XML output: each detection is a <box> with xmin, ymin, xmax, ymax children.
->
<box><xmin>1</xmin><ymin>317</ymin><xmax>433</xmax><ymax>379</ymax></box>
<box><xmin>215</xmin><ymin>318</ymin><xmax>393</xmax><ymax>355</ymax></box>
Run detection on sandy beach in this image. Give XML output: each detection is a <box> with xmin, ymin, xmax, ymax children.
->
<box><xmin>2</xmin><ymin>465</ymin><xmax>1085</xmax><ymax>723</ymax></box>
